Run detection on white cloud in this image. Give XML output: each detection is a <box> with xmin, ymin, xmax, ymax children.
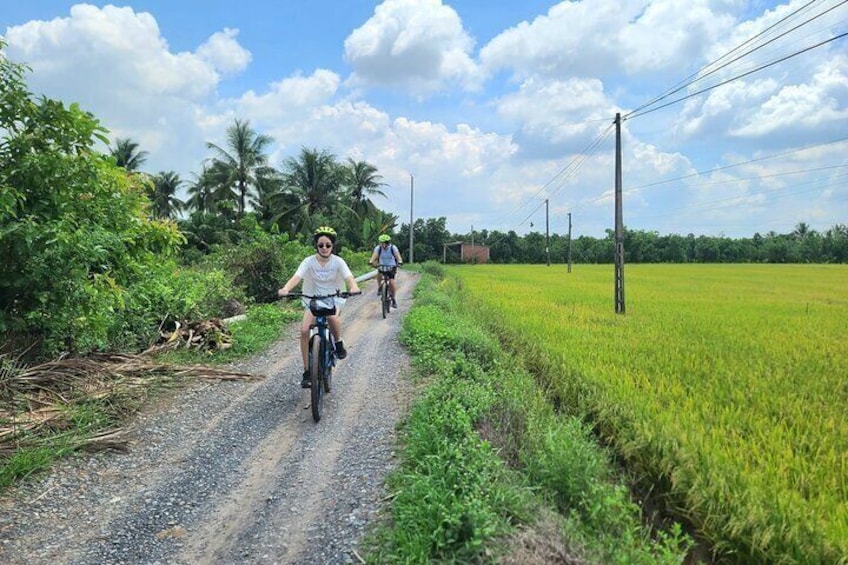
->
<box><xmin>3</xmin><ymin>4</ymin><xmax>251</xmax><ymax>176</ymax></box>
<box><xmin>495</xmin><ymin>77</ymin><xmax>612</xmax><ymax>153</ymax></box>
<box><xmin>235</xmin><ymin>69</ymin><xmax>341</xmax><ymax>124</ymax></box>
<box><xmin>480</xmin><ymin>0</ymin><xmax>732</xmax><ymax>80</ymax></box>
<box><xmin>343</xmin><ymin>0</ymin><xmax>481</xmax><ymax>94</ymax></box>
<box><xmin>196</xmin><ymin>28</ymin><xmax>252</xmax><ymax>75</ymax></box>
<box><xmin>731</xmin><ymin>54</ymin><xmax>848</xmax><ymax>136</ymax></box>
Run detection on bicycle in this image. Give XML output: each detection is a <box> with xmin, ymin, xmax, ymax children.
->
<box><xmin>284</xmin><ymin>290</ymin><xmax>360</xmax><ymax>422</ymax></box>
<box><xmin>376</xmin><ymin>264</ymin><xmax>400</xmax><ymax>319</ymax></box>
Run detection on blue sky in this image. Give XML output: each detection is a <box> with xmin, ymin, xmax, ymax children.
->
<box><xmin>2</xmin><ymin>0</ymin><xmax>846</xmax><ymax>238</ymax></box>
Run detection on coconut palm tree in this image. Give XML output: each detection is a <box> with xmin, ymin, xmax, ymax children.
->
<box><xmin>205</xmin><ymin>118</ymin><xmax>274</xmax><ymax>219</ymax></box>
<box><xmin>344</xmin><ymin>158</ymin><xmax>387</xmax><ymax>217</ymax></box>
<box><xmin>110</xmin><ymin>137</ymin><xmax>148</xmax><ymax>172</ymax></box>
<box><xmin>248</xmin><ymin>166</ymin><xmax>285</xmax><ymax>225</ymax></box>
<box><xmin>793</xmin><ymin>222</ymin><xmax>813</xmax><ymax>239</ymax></box>
<box><xmin>277</xmin><ymin>147</ymin><xmax>345</xmax><ymax>235</ymax></box>
<box><xmin>186</xmin><ymin>161</ymin><xmax>235</xmax><ymax>215</ymax></box>
<box><xmin>150</xmin><ymin>171</ymin><xmax>186</xmax><ymax>219</ymax></box>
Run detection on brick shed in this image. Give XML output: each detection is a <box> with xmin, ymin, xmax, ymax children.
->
<box><xmin>460</xmin><ymin>243</ymin><xmax>490</xmax><ymax>263</ymax></box>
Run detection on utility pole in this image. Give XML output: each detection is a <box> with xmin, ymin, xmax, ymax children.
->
<box><xmin>567</xmin><ymin>212</ymin><xmax>573</xmax><ymax>273</ymax></box>
<box><xmin>614</xmin><ymin>113</ymin><xmax>625</xmax><ymax>314</ymax></box>
<box><xmin>545</xmin><ymin>199</ymin><xmax>550</xmax><ymax>266</ymax></box>
<box><xmin>409</xmin><ymin>174</ymin><xmax>414</xmax><ymax>264</ymax></box>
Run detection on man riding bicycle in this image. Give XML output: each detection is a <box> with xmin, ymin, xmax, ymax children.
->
<box><xmin>278</xmin><ymin>226</ymin><xmax>361</xmax><ymax>388</ymax></box>
<box><xmin>368</xmin><ymin>234</ymin><xmax>403</xmax><ymax>308</ymax></box>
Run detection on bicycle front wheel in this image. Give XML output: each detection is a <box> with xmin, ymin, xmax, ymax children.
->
<box><xmin>381</xmin><ymin>281</ymin><xmax>389</xmax><ymax>319</ymax></box>
<box><xmin>310</xmin><ymin>334</ymin><xmax>324</xmax><ymax>422</ymax></box>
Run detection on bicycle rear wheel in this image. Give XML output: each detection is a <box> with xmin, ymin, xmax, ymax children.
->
<box><xmin>381</xmin><ymin>280</ymin><xmax>389</xmax><ymax>318</ymax></box>
<box><xmin>310</xmin><ymin>334</ymin><xmax>323</xmax><ymax>422</ymax></box>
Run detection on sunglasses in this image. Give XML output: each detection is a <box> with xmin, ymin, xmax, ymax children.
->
<box><xmin>317</xmin><ymin>243</ymin><xmax>333</xmax><ymax>249</ymax></box>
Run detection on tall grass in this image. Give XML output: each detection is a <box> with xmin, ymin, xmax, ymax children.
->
<box><xmin>453</xmin><ymin>264</ymin><xmax>847</xmax><ymax>564</ymax></box>
<box><xmin>365</xmin><ymin>270</ymin><xmax>691</xmax><ymax>563</ymax></box>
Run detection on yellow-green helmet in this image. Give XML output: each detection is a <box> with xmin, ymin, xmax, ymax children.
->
<box><xmin>313</xmin><ymin>226</ymin><xmax>337</xmax><ymax>244</ymax></box>
<box><xmin>378</xmin><ymin>234</ymin><xmax>391</xmax><ymax>243</ymax></box>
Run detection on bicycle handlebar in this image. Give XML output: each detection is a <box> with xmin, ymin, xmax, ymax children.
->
<box><xmin>283</xmin><ymin>290</ymin><xmax>362</xmax><ymax>300</ymax></box>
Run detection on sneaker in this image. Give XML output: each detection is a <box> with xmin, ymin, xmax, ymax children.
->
<box><xmin>391</xmin><ymin>298</ymin><xmax>398</xmax><ymax>308</ymax></box>
<box><xmin>335</xmin><ymin>340</ymin><xmax>347</xmax><ymax>360</ymax></box>
<box><xmin>300</xmin><ymin>370</ymin><xmax>310</xmax><ymax>388</ymax></box>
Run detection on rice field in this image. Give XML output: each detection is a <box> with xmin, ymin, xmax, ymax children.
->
<box><xmin>451</xmin><ymin>263</ymin><xmax>847</xmax><ymax>564</ymax></box>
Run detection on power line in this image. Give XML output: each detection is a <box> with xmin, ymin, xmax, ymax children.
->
<box><xmin>625</xmin><ymin>31</ymin><xmax>847</xmax><ymax>120</ymax></box>
<box><xmin>625</xmin><ymin>0</ymin><xmax>846</xmax><ymax>118</ymax></box>
<box><xmin>625</xmin><ymin>136</ymin><xmax>848</xmax><ymax>192</ymax></box>
<box><xmin>493</xmin><ymin>122</ymin><xmax>615</xmax><ymax>230</ymax></box>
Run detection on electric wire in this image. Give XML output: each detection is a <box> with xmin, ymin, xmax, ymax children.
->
<box><xmin>625</xmin><ymin>0</ymin><xmax>846</xmax><ymax>118</ymax></box>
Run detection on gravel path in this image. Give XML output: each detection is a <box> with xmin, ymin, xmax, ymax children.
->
<box><xmin>0</xmin><ymin>272</ymin><xmax>419</xmax><ymax>565</ymax></box>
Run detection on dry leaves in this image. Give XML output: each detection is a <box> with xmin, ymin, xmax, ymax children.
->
<box><xmin>0</xmin><ymin>351</ymin><xmax>262</xmax><ymax>457</ymax></box>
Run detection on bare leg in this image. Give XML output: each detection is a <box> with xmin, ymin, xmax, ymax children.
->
<box><xmin>328</xmin><ymin>314</ymin><xmax>342</xmax><ymax>342</ymax></box>
<box><xmin>299</xmin><ymin>310</ymin><xmax>315</xmax><ymax>370</ymax></box>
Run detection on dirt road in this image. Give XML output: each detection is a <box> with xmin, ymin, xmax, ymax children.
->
<box><xmin>0</xmin><ymin>271</ymin><xmax>418</xmax><ymax>564</ymax></box>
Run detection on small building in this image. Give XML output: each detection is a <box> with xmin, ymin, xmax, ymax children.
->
<box><xmin>443</xmin><ymin>241</ymin><xmax>490</xmax><ymax>263</ymax></box>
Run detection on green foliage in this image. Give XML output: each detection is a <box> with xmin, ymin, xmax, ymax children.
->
<box><xmin>367</xmin><ymin>280</ymin><xmax>527</xmax><ymax>562</ymax></box>
<box><xmin>220</xmin><ymin>232</ymin><xmax>305</xmax><ymax>303</ymax></box>
<box><xmin>0</xmin><ymin>48</ymin><xmax>185</xmax><ymax>356</ymax></box>
<box><xmin>0</xmin><ymin>48</ymin><xmax>184</xmax><ymax>357</ymax></box>
<box><xmin>0</xmin><ymin>445</ymin><xmax>65</xmax><ymax>489</ymax></box>
<box><xmin>116</xmin><ymin>261</ymin><xmax>246</xmax><ymax>350</ymax></box>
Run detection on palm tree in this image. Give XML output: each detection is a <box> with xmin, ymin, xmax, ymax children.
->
<box><xmin>344</xmin><ymin>158</ymin><xmax>387</xmax><ymax>217</ymax></box>
<box><xmin>110</xmin><ymin>137</ymin><xmax>148</xmax><ymax>172</ymax></box>
<box><xmin>277</xmin><ymin>147</ymin><xmax>345</xmax><ymax>235</ymax></box>
<box><xmin>248</xmin><ymin>166</ymin><xmax>285</xmax><ymax>225</ymax></box>
<box><xmin>793</xmin><ymin>222</ymin><xmax>813</xmax><ymax>239</ymax></box>
<box><xmin>205</xmin><ymin>118</ymin><xmax>274</xmax><ymax>219</ymax></box>
<box><xmin>151</xmin><ymin>171</ymin><xmax>186</xmax><ymax>219</ymax></box>
<box><xmin>186</xmin><ymin>161</ymin><xmax>234</xmax><ymax>215</ymax></box>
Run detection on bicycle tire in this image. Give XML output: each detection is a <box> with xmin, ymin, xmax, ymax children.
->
<box><xmin>324</xmin><ymin>340</ymin><xmax>333</xmax><ymax>394</ymax></box>
<box><xmin>381</xmin><ymin>280</ymin><xmax>389</xmax><ymax>318</ymax></box>
<box><xmin>310</xmin><ymin>334</ymin><xmax>323</xmax><ymax>422</ymax></box>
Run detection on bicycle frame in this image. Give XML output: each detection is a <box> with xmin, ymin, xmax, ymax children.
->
<box><xmin>286</xmin><ymin>290</ymin><xmax>358</xmax><ymax>422</ymax></box>
<box><xmin>377</xmin><ymin>265</ymin><xmax>395</xmax><ymax>319</ymax></box>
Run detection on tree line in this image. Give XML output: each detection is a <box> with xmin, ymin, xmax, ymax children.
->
<box><xmin>2</xmin><ymin>41</ymin><xmax>844</xmax><ymax>360</ymax></box>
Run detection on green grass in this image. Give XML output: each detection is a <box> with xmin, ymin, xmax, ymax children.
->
<box><xmin>452</xmin><ymin>263</ymin><xmax>848</xmax><ymax>564</ymax></box>
<box><xmin>363</xmin><ymin>271</ymin><xmax>692</xmax><ymax>563</ymax></box>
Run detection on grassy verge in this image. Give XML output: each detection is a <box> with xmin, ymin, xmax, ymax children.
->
<box><xmin>363</xmin><ymin>264</ymin><xmax>692</xmax><ymax>563</ymax></box>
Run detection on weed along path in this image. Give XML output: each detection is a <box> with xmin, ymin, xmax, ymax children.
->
<box><xmin>0</xmin><ymin>272</ymin><xmax>418</xmax><ymax>565</ymax></box>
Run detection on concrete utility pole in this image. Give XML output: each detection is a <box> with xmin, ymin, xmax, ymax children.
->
<box><xmin>545</xmin><ymin>199</ymin><xmax>550</xmax><ymax>266</ymax></box>
<box><xmin>567</xmin><ymin>212</ymin><xmax>573</xmax><ymax>273</ymax></box>
<box><xmin>409</xmin><ymin>174</ymin><xmax>414</xmax><ymax>264</ymax></box>
<box><xmin>614</xmin><ymin>113</ymin><xmax>626</xmax><ymax>314</ymax></box>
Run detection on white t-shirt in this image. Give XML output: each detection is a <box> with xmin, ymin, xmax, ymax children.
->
<box><xmin>294</xmin><ymin>254</ymin><xmax>354</xmax><ymax>309</ymax></box>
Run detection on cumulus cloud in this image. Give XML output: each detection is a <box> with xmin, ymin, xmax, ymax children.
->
<box><xmin>2</xmin><ymin>4</ymin><xmax>253</xmax><ymax>176</ymax></box>
<box><xmin>480</xmin><ymin>0</ymin><xmax>731</xmax><ymax>80</ymax></box>
<box><xmin>196</xmin><ymin>28</ymin><xmax>252</xmax><ymax>75</ymax></box>
<box><xmin>495</xmin><ymin>77</ymin><xmax>613</xmax><ymax>155</ymax></box>
<box><xmin>343</xmin><ymin>0</ymin><xmax>482</xmax><ymax>94</ymax></box>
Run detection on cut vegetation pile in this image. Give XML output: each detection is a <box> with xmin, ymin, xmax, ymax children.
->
<box><xmin>0</xmin><ymin>352</ymin><xmax>259</xmax><ymax>487</ymax></box>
